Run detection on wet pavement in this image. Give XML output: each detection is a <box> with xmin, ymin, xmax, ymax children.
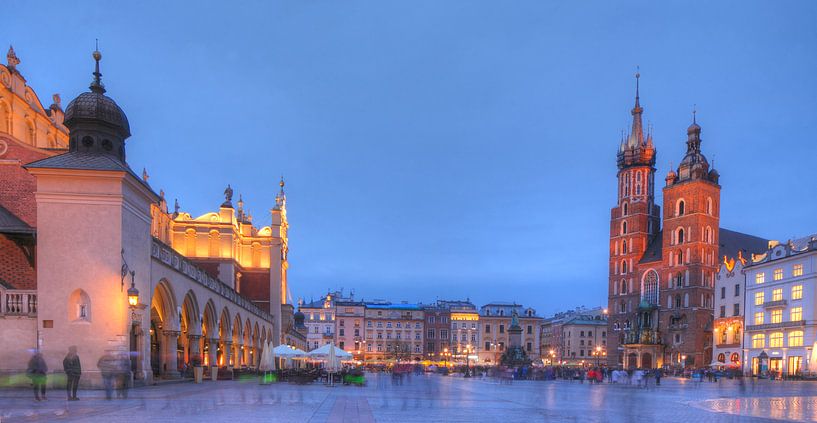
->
<box><xmin>0</xmin><ymin>373</ymin><xmax>815</xmax><ymax>422</ymax></box>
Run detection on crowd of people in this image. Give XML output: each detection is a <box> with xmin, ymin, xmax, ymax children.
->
<box><xmin>25</xmin><ymin>347</ymin><xmax>132</xmax><ymax>401</ymax></box>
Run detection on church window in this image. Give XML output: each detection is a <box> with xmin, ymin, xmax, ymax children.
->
<box><xmin>683</xmin><ymin>294</ymin><xmax>689</xmax><ymax>308</ymax></box>
<box><xmin>642</xmin><ymin>270</ymin><xmax>659</xmax><ymax>306</ymax></box>
<box><xmin>674</xmin><ymin>295</ymin><xmax>681</xmax><ymax>308</ymax></box>
<box><xmin>622</xmin><ymin>203</ymin><xmax>628</xmax><ymax>216</ymax></box>
<box><xmin>621</xmin><ymin>221</ymin><xmax>627</xmax><ymax>235</ymax></box>
<box><xmin>704</xmin><ymin>227</ymin><xmax>712</xmax><ymax>244</ymax></box>
<box><xmin>622</xmin><ymin>240</ymin><xmax>627</xmax><ymax>254</ymax></box>
<box><xmin>707</xmin><ymin>197</ymin><xmax>713</xmax><ymax>215</ymax></box>
<box><xmin>620</xmin><ymin>280</ymin><xmax>627</xmax><ymax>295</ymax></box>
<box><xmin>619</xmin><ymin>301</ymin><xmax>625</xmax><ymax>314</ymax></box>
<box><xmin>621</xmin><ymin>260</ymin><xmax>628</xmax><ymax>274</ymax></box>
<box><xmin>676</xmin><ymin>250</ymin><xmax>683</xmax><ymax>266</ymax></box>
<box><xmin>677</xmin><ymin>199</ymin><xmax>685</xmax><ymax>216</ymax></box>
<box><xmin>677</xmin><ymin>228</ymin><xmax>685</xmax><ymax>244</ymax></box>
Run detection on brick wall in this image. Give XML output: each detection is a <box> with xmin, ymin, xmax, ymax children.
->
<box><xmin>0</xmin><ymin>137</ymin><xmax>55</xmax><ymax>227</ymax></box>
<box><xmin>0</xmin><ymin>235</ymin><xmax>35</xmax><ymax>290</ymax></box>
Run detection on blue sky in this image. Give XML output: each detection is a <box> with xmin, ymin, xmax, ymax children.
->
<box><xmin>5</xmin><ymin>1</ymin><xmax>817</xmax><ymax>316</ymax></box>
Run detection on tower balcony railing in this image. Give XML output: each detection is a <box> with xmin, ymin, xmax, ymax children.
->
<box><xmin>0</xmin><ymin>289</ymin><xmax>37</xmax><ymax>316</ymax></box>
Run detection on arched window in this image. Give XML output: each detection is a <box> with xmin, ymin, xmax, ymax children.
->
<box><xmin>707</xmin><ymin>197</ymin><xmax>713</xmax><ymax>215</ymax></box>
<box><xmin>621</xmin><ymin>221</ymin><xmax>627</xmax><ymax>235</ymax></box>
<box><xmin>622</xmin><ymin>239</ymin><xmax>628</xmax><ymax>254</ymax></box>
<box><xmin>704</xmin><ymin>227</ymin><xmax>711</xmax><ymax>244</ymax></box>
<box><xmin>622</xmin><ymin>203</ymin><xmax>628</xmax><ymax>216</ymax></box>
<box><xmin>621</xmin><ymin>260</ymin><xmax>628</xmax><ymax>274</ymax></box>
<box><xmin>620</xmin><ymin>279</ymin><xmax>627</xmax><ymax>295</ymax></box>
<box><xmin>642</xmin><ymin>270</ymin><xmax>659</xmax><ymax>306</ymax></box>
<box><xmin>26</xmin><ymin>120</ymin><xmax>36</xmax><ymax>145</ymax></box>
<box><xmin>675</xmin><ymin>272</ymin><xmax>684</xmax><ymax>287</ymax></box>
<box><xmin>717</xmin><ymin>353</ymin><xmax>725</xmax><ymax>362</ymax></box>
<box><xmin>677</xmin><ymin>228</ymin><xmax>685</xmax><ymax>244</ymax></box>
<box><xmin>677</xmin><ymin>199</ymin><xmax>685</xmax><ymax>216</ymax></box>
<box><xmin>68</xmin><ymin>289</ymin><xmax>91</xmax><ymax>322</ymax></box>
<box><xmin>674</xmin><ymin>295</ymin><xmax>681</xmax><ymax>308</ymax></box>
<box><xmin>683</xmin><ymin>293</ymin><xmax>689</xmax><ymax>308</ymax></box>
<box><xmin>677</xmin><ymin>250</ymin><xmax>684</xmax><ymax>266</ymax></box>
<box><xmin>619</xmin><ymin>301</ymin><xmax>625</xmax><ymax>313</ymax></box>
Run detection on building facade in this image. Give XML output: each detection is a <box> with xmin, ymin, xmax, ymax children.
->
<box><xmin>478</xmin><ymin>303</ymin><xmax>542</xmax><ymax>364</ymax></box>
<box><xmin>300</xmin><ymin>291</ymin><xmax>349</xmax><ymax>351</ymax></box>
<box><xmin>713</xmin><ymin>253</ymin><xmax>746</xmax><ymax>367</ymax></box>
<box><xmin>607</xmin><ymin>74</ymin><xmax>767</xmax><ymax>369</ymax></box>
<box><xmin>450</xmin><ymin>303</ymin><xmax>480</xmax><ymax>363</ymax></box>
<box><xmin>0</xmin><ymin>48</ymin><xmax>288</xmax><ymax>387</ymax></box>
<box><xmin>559</xmin><ymin>314</ymin><xmax>608</xmax><ymax>366</ymax></box>
<box><xmin>744</xmin><ymin>238</ymin><xmax>817</xmax><ymax>376</ymax></box>
<box><xmin>335</xmin><ymin>300</ymin><xmax>365</xmax><ymax>358</ymax></box>
<box><xmin>421</xmin><ymin>303</ymin><xmax>451</xmax><ymax>361</ymax></box>
<box><xmin>363</xmin><ymin>303</ymin><xmax>424</xmax><ymax>361</ymax></box>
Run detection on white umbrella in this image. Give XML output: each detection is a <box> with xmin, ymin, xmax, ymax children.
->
<box><xmin>327</xmin><ymin>343</ymin><xmax>340</xmax><ymax>372</ymax></box>
<box><xmin>809</xmin><ymin>342</ymin><xmax>817</xmax><ymax>374</ymax></box>
<box><xmin>307</xmin><ymin>343</ymin><xmax>351</xmax><ymax>360</ymax></box>
<box><xmin>258</xmin><ymin>340</ymin><xmax>271</xmax><ymax>371</ymax></box>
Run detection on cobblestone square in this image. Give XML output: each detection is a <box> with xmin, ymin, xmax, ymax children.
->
<box><xmin>1</xmin><ymin>374</ymin><xmax>816</xmax><ymax>422</ymax></box>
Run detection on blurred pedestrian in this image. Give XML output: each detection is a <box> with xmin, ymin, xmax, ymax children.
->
<box><xmin>27</xmin><ymin>350</ymin><xmax>48</xmax><ymax>401</ymax></box>
<box><xmin>115</xmin><ymin>352</ymin><xmax>131</xmax><ymax>399</ymax></box>
<box><xmin>97</xmin><ymin>350</ymin><xmax>117</xmax><ymax>399</ymax></box>
<box><xmin>63</xmin><ymin>346</ymin><xmax>81</xmax><ymax>400</ymax></box>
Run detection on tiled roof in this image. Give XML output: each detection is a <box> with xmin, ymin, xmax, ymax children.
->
<box><xmin>0</xmin><ymin>205</ymin><xmax>34</xmax><ymax>234</ymax></box>
<box><xmin>25</xmin><ymin>151</ymin><xmax>133</xmax><ymax>172</ymax></box>
<box><xmin>639</xmin><ymin>228</ymin><xmax>768</xmax><ymax>264</ymax></box>
<box><xmin>365</xmin><ymin>303</ymin><xmax>421</xmax><ymax>310</ymax></box>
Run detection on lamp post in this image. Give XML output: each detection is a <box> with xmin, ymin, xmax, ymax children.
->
<box><xmin>549</xmin><ymin>349</ymin><xmax>556</xmax><ymax>367</ymax></box>
<box><xmin>464</xmin><ymin>344</ymin><xmax>472</xmax><ymax>378</ymax></box>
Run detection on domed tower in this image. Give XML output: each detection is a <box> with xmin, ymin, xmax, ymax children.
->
<box><xmin>26</xmin><ymin>49</ymin><xmax>159</xmax><ymax>385</ymax></box>
<box><xmin>63</xmin><ymin>50</ymin><xmax>131</xmax><ymax>162</ymax></box>
<box><xmin>660</xmin><ymin>110</ymin><xmax>720</xmax><ymax>368</ymax></box>
<box><xmin>607</xmin><ymin>72</ymin><xmax>661</xmax><ymax>367</ymax></box>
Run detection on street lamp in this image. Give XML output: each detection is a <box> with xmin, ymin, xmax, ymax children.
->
<box><xmin>464</xmin><ymin>344</ymin><xmax>473</xmax><ymax>378</ymax></box>
<box><xmin>549</xmin><ymin>349</ymin><xmax>556</xmax><ymax>367</ymax></box>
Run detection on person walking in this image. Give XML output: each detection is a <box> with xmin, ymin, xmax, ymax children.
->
<box><xmin>97</xmin><ymin>351</ymin><xmax>117</xmax><ymax>400</ymax></box>
<box><xmin>27</xmin><ymin>350</ymin><xmax>48</xmax><ymax>401</ymax></box>
<box><xmin>62</xmin><ymin>346</ymin><xmax>82</xmax><ymax>400</ymax></box>
<box><xmin>115</xmin><ymin>352</ymin><xmax>131</xmax><ymax>399</ymax></box>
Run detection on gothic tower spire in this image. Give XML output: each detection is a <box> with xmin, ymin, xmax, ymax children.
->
<box><xmin>627</xmin><ymin>69</ymin><xmax>644</xmax><ymax>148</ymax></box>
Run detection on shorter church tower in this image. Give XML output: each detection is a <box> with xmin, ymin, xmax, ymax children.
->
<box><xmin>659</xmin><ymin>111</ymin><xmax>720</xmax><ymax>367</ymax></box>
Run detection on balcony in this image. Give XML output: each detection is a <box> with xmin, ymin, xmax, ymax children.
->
<box><xmin>746</xmin><ymin>320</ymin><xmax>805</xmax><ymax>331</ymax></box>
<box><xmin>1</xmin><ymin>290</ymin><xmax>37</xmax><ymax>316</ymax></box>
<box><xmin>763</xmin><ymin>299</ymin><xmax>787</xmax><ymax>309</ymax></box>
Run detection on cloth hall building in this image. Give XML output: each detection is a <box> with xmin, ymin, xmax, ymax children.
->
<box><xmin>0</xmin><ymin>47</ymin><xmax>291</xmax><ymax>387</ymax></box>
<box><xmin>606</xmin><ymin>74</ymin><xmax>767</xmax><ymax>370</ymax></box>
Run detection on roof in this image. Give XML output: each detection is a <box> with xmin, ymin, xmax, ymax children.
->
<box><xmin>638</xmin><ymin>228</ymin><xmax>768</xmax><ymax>264</ymax></box>
<box><xmin>562</xmin><ymin>315</ymin><xmax>608</xmax><ymax>326</ymax></box>
<box><xmin>24</xmin><ymin>152</ymin><xmax>157</xmax><ymax>196</ymax></box>
<box><xmin>0</xmin><ymin>205</ymin><xmax>34</xmax><ymax>234</ymax></box>
<box><xmin>365</xmin><ymin>303</ymin><xmax>421</xmax><ymax>311</ymax></box>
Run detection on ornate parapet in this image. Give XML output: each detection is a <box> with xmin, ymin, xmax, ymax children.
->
<box><xmin>0</xmin><ymin>289</ymin><xmax>37</xmax><ymax>316</ymax></box>
<box><xmin>150</xmin><ymin>238</ymin><xmax>273</xmax><ymax>323</ymax></box>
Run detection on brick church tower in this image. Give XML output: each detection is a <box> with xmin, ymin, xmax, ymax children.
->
<box><xmin>606</xmin><ymin>73</ymin><xmax>660</xmax><ymax>367</ymax></box>
<box><xmin>658</xmin><ymin>112</ymin><xmax>720</xmax><ymax>367</ymax></box>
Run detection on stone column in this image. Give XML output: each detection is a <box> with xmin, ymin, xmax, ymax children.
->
<box><xmin>189</xmin><ymin>334</ymin><xmax>202</xmax><ymax>365</ymax></box>
<box><xmin>224</xmin><ymin>341</ymin><xmax>234</xmax><ymax>369</ymax></box>
<box><xmin>163</xmin><ymin>330</ymin><xmax>181</xmax><ymax>378</ymax></box>
<box><xmin>208</xmin><ymin>338</ymin><xmax>218</xmax><ymax>367</ymax></box>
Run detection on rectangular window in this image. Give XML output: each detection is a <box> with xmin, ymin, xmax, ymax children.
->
<box><xmin>367</xmin><ymin>344</ymin><xmax>372</xmax><ymax>352</ymax></box>
<box><xmin>485</xmin><ymin>341</ymin><xmax>491</xmax><ymax>350</ymax></box>
<box><xmin>754</xmin><ymin>312</ymin><xmax>764</xmax><ymax>325</ymax></box>
<box><xmin>791</xmin><ymin>306</ymin><xmax>802</xmax><ymax>322</ymax></box>
<box><xmin>339</xmin><ymin>328</ymin><xmax>345</xmax><ymax>336</ymax></box>
<box><xmin>755</xmin><ymin>272</ymin><xmax>765</xmax><ymax>284</ymax></box>
<box><xmin>339</xmin><ymin>319</ymin><xmax>345</xmax><ymax>327</ymax></box>
<box><xmin>755</xmin><ymin>292</ymin><xmax>764</xmax><ymax>306</ymax></box>
<box><xmin>720</xmin><ymin>287</ymin><xmax>726</xmax><ymax>299</ymax></box>
<box><xmin>719</xmin><ymin>306</ymin><xmax>725</xmax><ymax>318</ymax></box>
<box><xmin>339</xmin><ymin>341</ymin><xmax>345</xmax><ymax>349</ymax></box>
<box><xmin>771</xmin><ymin>309</ymin><xmax>782</xmax><ymax>324</ymax></box>
<box><xmin>427</xmin><ymin>329</ymin><xmax>435</xmax><ymax>339</ymax></box>
<box><xmin>526</xmin><ymin>342</ymin><xmax>532</xmax><ymax>352</ymax></box>
<box><xmin>485</xmin><ymin>324</ymin><xmax>491</xmax><ymax>333</ymax></box>
<box><xmin>733</xmin><ymin>303</ymin><xmax>740</xmax><ymax>316</ymax></box>
<box><xmin>752</xmin><ymin>334</ymin><xmax>765</xmax><ymax>348</ymax></box>
<box><xmin>769</xmin><ymin>332</ymin><xmax>783</xmax><ymax>348</ymax></box>
<box><xmin>789</xmin><ymin>331</ymin><xmax>804</xmax><ymax>347</ymax></box>
<box><xmin>354</xmin><ymin>329</ymin><xmax>360</xmax><ymax>336</ymax></box>
<box><xmin>527</xmin><ymin>325</ymin><xmax>532</xmax><ymax>334</ymax></box>
<box><xmin>792</xmin><ymin>285</ymin><xmax>803</xmax><ymax>300</ymax></box>
<box><xmin>772</xmin><ymin>288</ymin><xmax>783</xmax><ymax>302</ymax></box>
<box><xmin>440</xmin><ymin>330</ymin><xmax>448</xmax><ymax>339</ymax></box>
<box><xmin>429</xmin><ymin>316</ymin><xmax>435</xmax><ymax>323</ymax></box>
<box><xmin>499</xmin><ymin>325</ymin><xmax>505</xmax><ymax>334</ymax></box>
<box><xmin>793</xmin><ymin>264</ymin><xmax>804</xmax><ymax>277</ymax></box>
<box><xmin>735</xmin><ymin>284</ymin><xmax>740</xmax><ymax>297</ymax></box>
<box><xmin>773</xmin><ymin>268</ymin><xmax>783</xmax><ymax>281</ymax></box>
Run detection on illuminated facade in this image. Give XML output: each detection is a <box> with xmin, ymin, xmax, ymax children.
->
<box><xmin>712</xmin><ymin>253</ymin><xmax>746</xmax><ymax>368</ymax></box>
<box><xmin>743</xmin><ymin>238</ymin><xmax>817</xmax><ymax>376</ymax></box>
<box><xmin>0</xmin><ymin>47</ymin><xmax>288</xmax><ymax>387</ymax></box>
<box><xmin>363</xmin><ymin>303</ymin><xmax>424</xmax><ymax>361</ymax></box>
<box><xmin>607</xmin><ymin>74</ymin><xmax>767</xmax><ymax>369</ymax></box>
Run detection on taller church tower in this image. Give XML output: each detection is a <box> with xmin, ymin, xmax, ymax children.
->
<box><xmin>607</xmin><ymin>73</ymin><xmax>660</xmax><ymax>367</ymax></box>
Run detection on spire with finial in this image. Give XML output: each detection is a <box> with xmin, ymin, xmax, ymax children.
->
<box><xmin>142</xmin><ymin>168</ymin><xmax>149</xmax><ymax>182</ymax></box>
<box><xmin>626</xmin><ymin>67</ymin><xmax>644</xmax><ymax>148</ymax></box>
<box><xmin>90</xmin><ymin>40</ymin><xmax>106</xmax><ymax>94</ymax></box>
<box><xmin>173</xmin><ymin>199</ymin><xmax>180</xmax><ymax>217</ymax></box>
<box><xmin>6</xmin><ymin>45</ymin><xmax>20</xmax><ymax>69</ymax></box>
<box><xmin>274</xmin><ymin>175</ymin><xmax>287</xmax><ymax>210</ymax></box>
